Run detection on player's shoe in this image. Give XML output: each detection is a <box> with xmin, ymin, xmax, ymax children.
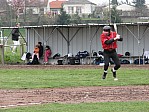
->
<box><xmin>111</xmin><ymin>69</ymin><xmax>118</xmax><ymax>80</ymax></box>
<box><xmin>114</xmin><ymin>78</ymin><xmax>118</xmax><ymax>81</ymax></box>
<box><xmin>102</xmin><ymin>72</ymin><xmax>107</xmax><ymax>79</ymax></box>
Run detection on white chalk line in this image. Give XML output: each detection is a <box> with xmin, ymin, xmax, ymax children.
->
<box><xmin>0</xmin><ymin>102</ymin><xmax>43</xmax><ymax>108</ymax></box>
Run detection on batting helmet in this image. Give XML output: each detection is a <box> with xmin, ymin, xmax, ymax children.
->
<box><xmin>103</xmin><ymin>26</ymin><xmax>111</xmax><ymax>31</ymax></box>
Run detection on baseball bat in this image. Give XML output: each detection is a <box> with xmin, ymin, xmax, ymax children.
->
<box><xmin>114</xmin><ymin>23</ymin><xmax>117</xmax><ymax>33</ymax></box>
<box><xmin>114</xmin><ymin>23</ymin><xmax>123</xmax><ymax>41</ymax></box>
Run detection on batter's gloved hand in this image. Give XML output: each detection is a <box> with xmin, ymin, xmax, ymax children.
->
<box><xmin>114</xmin><ymin>34</ymin><xmax>120</xmax><ymax>40</ymax></box>
<box><xmin>118</xmin><ymin>37</ymin><xmax>123</xmax><ymax>41</ymax></box>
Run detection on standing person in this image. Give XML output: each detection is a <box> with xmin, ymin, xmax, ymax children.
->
<box><xmin>44</xmin><ymin>45</ymin><xmax>52</xmax><ymax>64</ymax></box>
<box><xmin>100</xmin><ymin>25</ymin><xmax>123</xmax><ymax>81</ymax></box>
<box><xmin>38</xmin><ymin>42</ymin><xmax>43</xmax><ymax>58</ymax></box>
<box><xmin>11</xmin><ymin>23</ymin><xmax>20</xmax><ymax>53</ymax></box>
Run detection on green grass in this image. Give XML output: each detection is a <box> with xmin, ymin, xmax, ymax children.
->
<box><xmin>0</xmin><ymin>48</ymin><xmax>25</xmax><ymax>64</ymax></box>
<box><xmin>3</xmin><ymin>29</ymin><xmax>25</xmax><ymax>37</ymax></box>
<box><xmin>1</xmin><ymin>101</ymin><xmax>149</xmax><ymax>112</ymax></box>
<box><xmin>81</xmin><ymin>18</ymin><xmax>101</xmax><ymax>20</ymax></box>
<box><xmin>0</xmin><ymin>28</ymin><xmax>26</xmax><ymax>64</ymax></box>
<box><xmin>0</xmin><ymin>68</ymin><xmax>149</xmax><ymax>111</ymax></box>
<box><xmin>0</xmin><ymin>68</ymin><xmax>149</xmax><ymax>89</ymax></box>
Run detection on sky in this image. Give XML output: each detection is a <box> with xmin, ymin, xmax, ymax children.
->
<box><xmin>88</xmin><ymin>0</ymin><xmax>149</xmax><ymax>5</ymax></box>
<box><xmin>48</xmin><ymin>0</ymin><xmax>149</xmax><ymax>5</ymax></box>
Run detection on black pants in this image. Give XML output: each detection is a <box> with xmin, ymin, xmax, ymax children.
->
<box><xmin>103</xmin><ymin>49</ymin><xmax>120</xmax><ymax>71</ymax></box>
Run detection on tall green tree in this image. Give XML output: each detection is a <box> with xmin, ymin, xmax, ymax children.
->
<box><xmin>111</xmin><ymin>0</ymin><xmax>118</xmax><ymax>5</ymax></box>
<box><xmin>56</xmin><ymin>8</ymin><xmax>71</xmax><ymax>25</ymax></box>
<box><xmin>133</xmin><ymin>0</ymin><xmax>147</xmax><ymax>17</ymax></box>
<box><xmin>111</xmin><ymin>6</ymin><xmax>122</xmax><ymax>23</ymax></box>
<box><xmin>133</xmin><ymin>0</ymin><xmax>145</xmax><ymax>7</ymax></box>
<box><xmin>126</xmin><ymin>0</ymin><xmax>128</xmax><ymax>4</ymax></box>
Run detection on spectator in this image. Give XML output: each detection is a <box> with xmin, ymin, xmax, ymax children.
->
<box><xmin>32</xmin><ymin>45</ymin><xmax>39</xmax><ymax>60</ymax></box>
<box><xmin>11</xmin><ymin>23</ymin><xmax>20</xmax><ymax>53</ymax></box>
<box><xmin>44</xmin><ymin>45</ymin><xmax>52</xmax><ymax>64</ymax></box>
<box><xmin>38</xmin><ymin>42</ymin><xmax>43</xmax><ymax>58</ymax></box>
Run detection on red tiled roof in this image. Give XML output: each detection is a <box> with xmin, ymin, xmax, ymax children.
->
<box><xmin>50</xmin><ymin>0</ymin><xmax>66</xmax><ymax>9</ymax></box>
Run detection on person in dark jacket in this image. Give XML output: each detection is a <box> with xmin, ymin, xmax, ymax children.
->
<box><xmin>100</xmin><ymin>25</ymin><xmax>123</xmax><ymax>81</ymax></box>
<box><xmin>11</xmin><ymin>23</ymin><xmax>20</xmax><ymax>53</ymax></box>
<box><xmin>38</xmin><ymin>42</ymin><xmax>43</xmax><ymax>58</ymax></box>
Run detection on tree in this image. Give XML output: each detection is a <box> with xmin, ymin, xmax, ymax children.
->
<box><xmin>0</xmin><ymin>0</ymin><xmax>11</xmax><ymax>26</ymax></box>
<box><xmin>56</xmin><ymin>8</ymin><xmax>71</xmax><ymax>25</ymax></box>
<box><xmin>111</xmin><ymin>6</ymin><xmax>122</xmax><ymax>23</ymax></box>
<box><xmin>70</xmin><ymin>12</ymin><xmax>81</xmax><ymax>24</ymax></box>
<box><xmin>0</xmin><ymin>0</ymin><xmax>8</xmax><ymax>10</ymax></box>
<box><xmin>126</xmin><ymin>0</ymin><xmax>129</xmax><ymax>4</ymax></box>
<box><xmin>132</xmin><ymin>0</ymin><xmax>145</xmax><ymax>7</ymax></box>
<box><xmin>133</xmin><ymin>0</ymin><xmax>147</xmax><ymax>17</ymax></box>
<box><xmin>111</xmin><ymin>0</ymin><xmax>118</xmax><ymax>5</ymax></box>
<box><xmin>10</xmin><ymin>0</ymin><xmax>25</xmax><ymax>23</ymax></box>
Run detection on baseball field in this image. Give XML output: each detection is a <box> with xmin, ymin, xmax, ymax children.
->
<box><xmin>0</xmin><ymin>65</ymin><xmax>149</xmax><ymax>112</ymax></box>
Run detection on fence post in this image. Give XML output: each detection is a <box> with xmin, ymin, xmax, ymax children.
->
<box><xmin>0</xmin><ymin>44</ymin><xmax>4</xmax><ymax>65</ymax></box>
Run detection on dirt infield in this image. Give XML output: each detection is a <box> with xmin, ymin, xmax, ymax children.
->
<box><xmin>0</xmin><ymin>86</ymin><xmax>149</xmax><ymax>108</ymax></box>
<box><xmin>0</xmin><ymin>65</ymin><xmax>149</xmax><ymax>108</ymax></box>
<box><xmin>0</xmin><ymin>64</ymin><xmax>149</xmax><ymax>70</ymax></box>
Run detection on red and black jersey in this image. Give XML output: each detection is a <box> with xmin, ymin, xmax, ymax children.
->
<box><xmin>100</xmin><ymin>31</ymin><xmax>117</xmax><ymax>50</ymax></box>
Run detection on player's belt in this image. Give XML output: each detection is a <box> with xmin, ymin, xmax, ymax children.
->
<box><xmin>107</xmin><ymin>48</ymin><xmax>115</xmax><ymax>51</ymax></box>
<box><xmin>104</xmin><ymin>49</ymin><xmax>116</xmax><ymax>52</ymax></box>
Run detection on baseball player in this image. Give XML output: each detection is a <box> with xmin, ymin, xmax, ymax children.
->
<box><xmin>100</xmin><ymin>25</ymin><xmax>123</xmax><ymax>80</ymax></box>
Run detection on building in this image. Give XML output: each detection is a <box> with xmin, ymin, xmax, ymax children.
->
<box><xmin>63</xmin><ymin>0</ymin><xmax>96</xmax><ymax>16</ymax></box>
<box><xmin>116</xmin><ymin>4</ymin><xmax>149</xmax><ymax>22</ymax></box>
<box><xmin>116</xmin><ymin>4</ymin><xmax>136</xmax><ymax>16</ymax></box>
<box><xmin>48</xmin><ymin>0</ymin><xmax>66</xmax><ymax>17</ymax></box>
<box><xmin>25</xmin><ymin>0</ymin><xmax>47</xmax><ymax>15</ymax></box>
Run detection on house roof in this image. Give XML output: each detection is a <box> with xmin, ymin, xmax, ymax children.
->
<box><xmin>26</xmin><ymin>0</ymin><xmax>47</xmax><ymax>7</ymax></box>
<box><xmin>64</xmin><ymin>0</ymin><xmax>96</xmax><ymax>5</ymax></box>
<box><xmin>116</xmin><ymin>4</ymin><xmax>135</xmax><ymax>11</ymax></box>
<box><xmin>50</xmin><ymin>0</ymin><xmax>66</xmax><ymax>9</ymax></box>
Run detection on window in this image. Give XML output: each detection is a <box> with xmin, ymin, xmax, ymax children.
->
<box><xmin>51</xmin><ymin>10</ymin><xmax>58</xmax><ymax>16</ymax></box>
<box><xmin>26</xmin><ymin>9</ymin><xmax>33</xmax><ymax>14</ymax></box>
<box><xmin>76</xmin><ymin>6</ymin><xmax>82</xmax><ymax>14</ymax></box>
<box><xmin>40</xmin><ymin>8</ymin><xmax>44</xmax><ymax>14</ymax></box>
<box><xmin>68</xmin><ymin>6</ymin><xmax>74</xmax><ymax>14</ymax></box>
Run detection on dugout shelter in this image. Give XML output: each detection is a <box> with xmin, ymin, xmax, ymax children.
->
<box><xmin>1</xmin><ymin>22</ymin><xmax>149</xmax><ymax>65</ymax></box>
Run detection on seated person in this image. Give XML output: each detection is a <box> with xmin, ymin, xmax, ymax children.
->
<box><xmin>31</xmin><ymin>54</ymin><xmax>39</xmax><ymax>65</ymax></box>
<box><xmin>44</xmin><ymin>45</ymin><xmax>52</xmax><ymax>64</ymax></box>
<box><xmin>38</xmin><ymin>42</ymin><xmax>43</xmax><ymax>58</ymax></box>
<box><xmin>32</xmin><ymin>45</ymin><xmax>39</xmax><ymax>60</ymax></box>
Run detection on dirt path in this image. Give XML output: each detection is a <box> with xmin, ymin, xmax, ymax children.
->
<box><xmin>0</xmin><ymin>85</ymin><xmax>149</xmax><ymax>108</ymax></box>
